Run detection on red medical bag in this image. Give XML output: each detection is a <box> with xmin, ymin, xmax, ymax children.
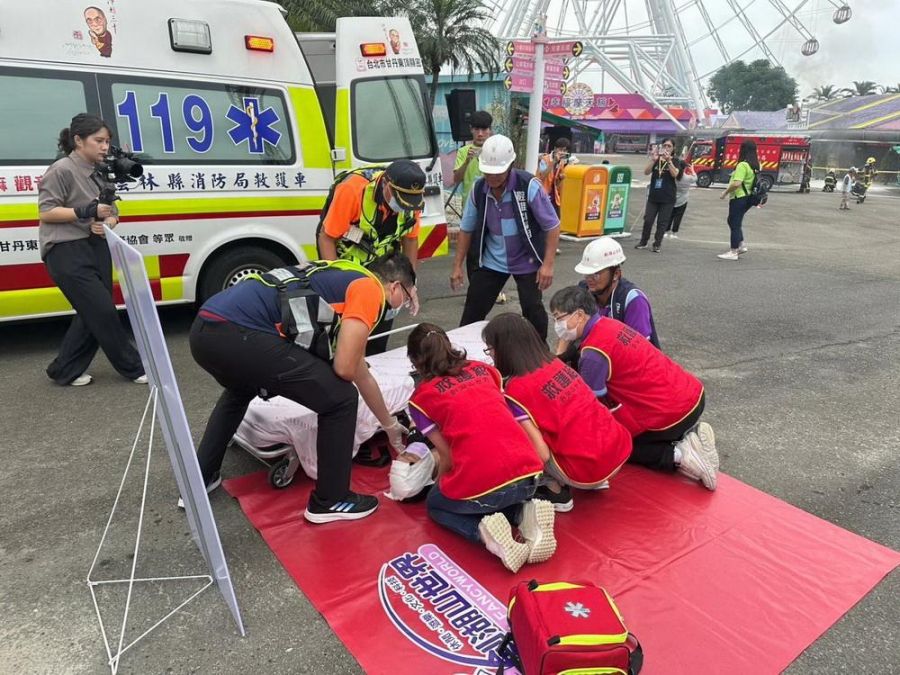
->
<box><xmin>498</xmin><ymin>580</ymin><xmax>643</xmax><ymax>675</ymax></box>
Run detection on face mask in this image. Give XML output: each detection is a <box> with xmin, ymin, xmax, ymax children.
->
<box><xmin>388</xmin><ymin>195</ymin><xmax>405</xmax><ymax>213</ymax></box>
<box><xmin>555</xmin><ymin>318</ymin><xmax>578</xmax><ymax>342</ymax></box>
<box><xmin>384</xmin><ymin>306</ymin><xmax>401</xmax><ymax>321</ymax></box>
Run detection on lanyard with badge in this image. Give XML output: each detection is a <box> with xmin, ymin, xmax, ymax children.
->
<box><xmin>655</xmin><ymin>157</ymin><xmax>667</xmax><ymax>190</ymax></box>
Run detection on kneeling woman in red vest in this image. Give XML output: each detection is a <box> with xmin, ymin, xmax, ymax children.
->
<box><xmin>407</xmin><ymin>323</ymin><xmax>556</xmax><ymax>573</ymax></box>
<box><xmin>483</xmin><ymin>313</ymin><xmax>632</xmax><ymax>513</ymax></box>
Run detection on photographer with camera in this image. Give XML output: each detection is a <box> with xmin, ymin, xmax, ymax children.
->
<box><xmin>635</xmin><ymin>138</ymin><xmax>683</xmax><ymax>254</ymax></box>
<box><xmin>537</xmin><ymin>137</ymin><xmax>575</xmax><ymax>215</ymax></box>
<box><xmin>38</xmin><ymin>113</ymin><xmax>146</xmax><ymax>387</ymax></box>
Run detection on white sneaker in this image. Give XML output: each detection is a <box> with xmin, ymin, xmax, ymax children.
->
<box><xmin>519</xmin><ymin>499</ymin><xmax>557</xmax><ymax>564</ymax></box>
<box><xmin>694</xmin><ymin>422</ymin><xmax>719</xmax><ymax>473</ymax></box>
<box><xmin>737</xmin><ymin>245</ymin><xmax>748</xmax><ymax>255</ymax></box>
<box><xmin>717</xmin><ymin>250</ymin><xmax>739</xmax><ymax>261</ymax></box>
<box><xmin>676</xmin><ymin>433</ymin><xmax>717</xmax><ymax>490</ymax></box>
<box><xmin>70</xmin><ymin>374</ymin><xmax>93</xmax><ymax>387</ymax></box>
<box><xmin>669</xmin><ymin>233</ymin><xmax>679</xmax><ymax>239</ymax></box>
<box><xmin>663</xmin><ymin>232</ymin><xmax>671</xmax><ymax>239</ymax></box>
<box><xmin>496</xmin><ymin>291</ymin><xmax>507</xmax><ymax>305</ymax></box>
<box><xmin>478</xmin><ymin>513</ymin><xmax>529</xmax><ymax>573</ymax></box>
<box><xmin>133</xmin><ymin>374</ymin><xmax>149</xmax><ymax>384</ymax></box>
<box><xmin>177</xmin><ymin>473</ymin><xmax>222</xmax><ymax>509</ymax></box>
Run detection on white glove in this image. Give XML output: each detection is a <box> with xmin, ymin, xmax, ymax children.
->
<box><xmin>384</xmin><ymin>419</ymin><xmax>409</xmax><ymax>450</ymax></box>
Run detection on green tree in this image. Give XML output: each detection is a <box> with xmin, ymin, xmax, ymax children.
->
<box><xmin>706</xmin><ymin>59</ymin><xmax>798</xmax><ymax>113</ymax></box>
<box><xmin>841</xmin><ymin>80</ymin><xmax>880</xmax><ymax>97</ymax></box>
<box><xmin>408</xmin><ymin>0</ymin><xmax>500</xmax><ymax>108</ymax></box>
<box><xmin>810</xmin><ymin>84</ymin><xmax>839</xmax><ymax>101</ymax></box>
<box><xmin>884</xmin><ymin>83</ymin><xmax>900</xmax><ymax>94</ymax></box>
<box><xmin>281</xmin><ymin>0</ymin><xmax>379</xmax><ymax>32</ymax></box>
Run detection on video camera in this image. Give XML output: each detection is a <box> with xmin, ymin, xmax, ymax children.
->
<box><xmin>93</xmin><ymin>146</ymin><xmax>143</xmax><ymax>205</ymax></box>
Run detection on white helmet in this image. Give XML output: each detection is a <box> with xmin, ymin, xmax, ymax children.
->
<box><xmin>574</xmin><ymin>236</ymin><xmax>626</xmax><ymax>275</ymax></box>
<box><xmin>478</xmin><ymin>134</ymin><xmax>516</xmax><ymax>174</ymax></box>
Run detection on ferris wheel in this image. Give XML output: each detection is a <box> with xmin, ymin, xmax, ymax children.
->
<box><xmin>484</xmin><ymin>0</ymin><xmax>854</xmax><ymax>122</ymax></box>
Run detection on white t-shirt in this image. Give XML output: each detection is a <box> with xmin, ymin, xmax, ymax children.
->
<box><xmin>841</xmin><ymin>174</ymin><xmax>853</xmax><ymax>193</ymax></box>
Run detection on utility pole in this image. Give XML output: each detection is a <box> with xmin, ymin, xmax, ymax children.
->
<box><xmin>525</xmin><ymin>21</ymin><xmax>547</xmax><ymax>173</ymax></box>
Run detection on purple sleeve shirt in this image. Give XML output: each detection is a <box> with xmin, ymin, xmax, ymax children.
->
<box><xmin>505</xmin><ymin>396</ymin><xmax>531</xmax><ymax>422</ymax></box>
<box><xmin>408</xmin><ymin>406</ymin><xmax>437</xmax><ymax>435</ymax></box>
<box><xmin>622</xmin><ymin>291</ymin><xmax>654</xmax><ymax>341</ymax></box>
<box><xmin>578</xmin><ymin>350</ymin><xmax>610</xmax><ymax>397</ymax></box>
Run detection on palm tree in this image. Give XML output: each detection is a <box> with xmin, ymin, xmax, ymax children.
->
<box><xmin>408</xmin><ymin>0</ymin><xmax>501</xmax><ymax>108</ymax></box>
<box><xmin>810</xmin><ymin>84</ymin><xmax>839</xmax><ymax>101</ymax></box>
<box><xmin>282</xmin><ymin>0</ymin><xmax>386</xmax><ymax>31</ymax></box>
<box><xmin>841</xmin><ymin>80</ymin><xmax>880</xmax><ymax>97</ymax></box>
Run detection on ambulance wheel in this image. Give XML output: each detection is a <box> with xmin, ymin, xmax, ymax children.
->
<box><xmin>757</xmin><ymin>174</ymin><xmax>774</xmax><ymax>192</ymax></box>
<box><xmin>696</xmin><ymin>173</ymin><xmax>712</xmax><ymax>188</ymax></box>
<box><xmin>269</xmin><ymin>458</ymin><xmax>294</xmax><ymax>489</ymax></box>
<box><xmin>198</xmin><ymin>247</ymin><xmax>289</xmax><ymax>303</ymax></box>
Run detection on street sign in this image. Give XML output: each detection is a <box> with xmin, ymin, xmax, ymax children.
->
<box><xmin>543</xmin><ymin>40</ymin><xmax>583</xmax><ymax>57</ymax></box>
<box><xmin>506</xmin><ymin>40</ymin><xmax>535</xmax><ymax>56</ymax></box>
<box><xmin>543</xmin><ymin>62</ymin><xmax>570</xmax><ymax>79</ymax></box>
<box><xmin>543</xmin><ymin>78</ymin><xmax>567</xmax><ymax>95</ymax></box>
<box><xmin>504</xmin><ymin>56</ymin><xmax>535</xmax><ymax>74</ymax></box>
<box><xmin>504</xmin><ymin>73</ymin><xmax>533</xmax><ymax>93</ymax></box>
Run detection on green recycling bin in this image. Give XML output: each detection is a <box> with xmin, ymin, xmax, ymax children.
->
<box><xmin>603</xmin><ymin>166</ymin><xmax>631</xmax><ymax>236</ymax></box>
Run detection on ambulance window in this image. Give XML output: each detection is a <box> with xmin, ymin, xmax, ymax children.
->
<box><xmin>0</xmin><ymin>72</ymin><xmax>91</xmax><ymax>164</ymax></box>
<box><xmin>352</xmin><ymin>77</ymin><xmax>434</xmax><ymax>161</ymax></box>
<box><xmin>103</xmin><ymin>79</ymin><xmax>294</xmax><ymax>165</ymax></box>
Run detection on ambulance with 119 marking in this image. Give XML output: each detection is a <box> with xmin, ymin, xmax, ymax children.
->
<box><xmin>0</xmin><ymin>0</ymin><xmax>446</xmax><ymax>321</ymax></box>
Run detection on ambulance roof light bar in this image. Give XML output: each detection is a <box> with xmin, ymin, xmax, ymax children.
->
<box><xmin>168</xmin><ymin>18</ymin><xmax>212</xmax><ymax>55</ymax></box>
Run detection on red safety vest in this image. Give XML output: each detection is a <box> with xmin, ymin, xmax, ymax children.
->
<box><xmin>505</xmin><ymin>359</ymin><xmax>631</xmax><ymax>484</ymax></box>
<box><xmin>409</xmin><ymin>362</ymin><xmax>543</xmax><ymax>500</ymax></box>
<box><xmin>581</xmin><ymin>317</ymin><xmax>703</xmax><ymax>435</ymax></box>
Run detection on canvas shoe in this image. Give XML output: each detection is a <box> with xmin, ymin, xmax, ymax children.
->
<box><xmin>717</xmin><ymin>250</ymin><xmax>739</xmax><ymax>261</ymax></box>
<box><xmin>304</xmin><ymin>490</ymin><xmax>378</xmax><ymax>524</ymax></box>
<box><xmin>651</xmin><ymin>244</ymin><xmax>661</xmax><ymax>253</ymax></box>
<box><xmin>478</xmin><ymin>513</ymin><xmax>529</xmax><ymax>573</ymax></box>
<box><xmin>534</xmin><ymin>484</ymin><xmax>574</xmax><ymax>512</ymax></box>
<box><xmin>737</xmin><ymin>245</ymin><xmax>749</xmax><ymax>255</ymax></box>
<box><xmin>518</xmin><ymin>499</ymin><xmax>557</xmax><ymax>564</ymax></box>
<box><xmin>676</xmin><ymin>433</ymin><xmax>717</xmax><ymax>490</ymax></box>
<box><xmin>133</xmin><ymin>374</ymin><xmax>149</xmax><ymax>384</ymax></box>
<box><xmin>694</xmin><ymin>422</ymin><xmax>719</xmax><ymax>474</ymax></box>
<box><xmin>634</xmin><ymin>242</ymin><xmax>648</xmax><ymax>250</ymax></box>
<box><xmin>70</xmin><ymin>374</ymin><xmax>93</xmax><ymax>386</ymax></box>
<box><xmin>496</xmin><ymin>291</ymin><xmax>508</xmax><ymax>305</ymax></box>
<box><xmin>669</xmin><ymin>232</ymin><xmax>679</xmax><ymax>239</ymax></box>
<box><xmin>177</xmin><ymin>472</ymin><xmax>222</xmax><ymax>509</ymax></box>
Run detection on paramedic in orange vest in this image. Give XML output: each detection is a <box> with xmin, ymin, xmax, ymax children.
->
<box><xmin>483</xmin><ymin>313</ymin><xmax>631</xmax><ymax>513</ymax></box>
<box><xmin>317</xmin><ymin>159</ymin><xmax>425</xmax><ymax>354</ymax></box>
<box><xmin>188</xmin><ymin>254</ymin><xmax>417</xmax><ymax>523</ymax></box>
<box><xmin>549</xmin><ymin>285</ymin><xmax>720</xmax><ymax>490</ymax></box>
<box><xmin>536</xmin><ymin>137</ymin><xmax>573</xmax><ymax>215</ymax></box>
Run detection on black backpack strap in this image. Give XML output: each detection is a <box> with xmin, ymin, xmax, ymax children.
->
<box><xmin>495</xmin><ymin>631</ymin><xmax>523</xmax><ymax>675</ymax></box>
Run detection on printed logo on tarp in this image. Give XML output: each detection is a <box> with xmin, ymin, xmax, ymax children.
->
<box><xmin>378</xmin><ymin>544</ymin><xmax>519</xmax><ymax>673</ymax></box>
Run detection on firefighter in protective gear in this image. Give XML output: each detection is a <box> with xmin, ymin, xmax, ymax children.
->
<box><xmin>862</xmin><ymin>157</ymin><xmax>877</xmax><ymax>188</ymax></box>
<box><xmin>318</xmin><ymin>159</ymin><xmax>426</xmax><ymax>354</ymax></box>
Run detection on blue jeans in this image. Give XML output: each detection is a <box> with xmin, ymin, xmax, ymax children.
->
<box><xmin>727</xmin><ymin>196</ymin><xmax>750</xmax><ymax>249</ymax></box>
<box><xmin>427</xmin><ymin>477</ymin><xmax>538</xmax><ymax>542</ymax></box>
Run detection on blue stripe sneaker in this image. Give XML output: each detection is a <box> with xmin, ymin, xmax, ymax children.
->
<box><xmin>304</xmin><ymin>491</ymin><xmax>379</xmax><ymax>524</ymax></box>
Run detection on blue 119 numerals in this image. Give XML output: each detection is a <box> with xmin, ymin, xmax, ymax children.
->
<box><xmin>116</xmin><ymin>90</ymin><xmax>214</xmax><ymax>154</ymax></box>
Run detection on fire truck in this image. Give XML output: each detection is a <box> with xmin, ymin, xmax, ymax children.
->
<box><xmin>687</xmin><ymin>134</ymin><xmax>811</xmax><ymax>190</ymax></box>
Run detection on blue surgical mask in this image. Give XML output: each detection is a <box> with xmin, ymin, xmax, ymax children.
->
<box><xmin>384</xmin><ymin>306</ymin><xmax>401</xmax><ymax>321</ymax></box>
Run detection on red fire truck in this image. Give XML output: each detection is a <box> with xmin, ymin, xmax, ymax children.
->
<box><xmin>687</xmin><ymin>134</ymin><xmax>811</xmax><ymax>190</ymax></box>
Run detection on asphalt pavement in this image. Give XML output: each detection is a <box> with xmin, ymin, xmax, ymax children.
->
<box><xmin>1</xmin><ymin>175</ymin><xmax>898</xmax><ymax>674</ymax></box>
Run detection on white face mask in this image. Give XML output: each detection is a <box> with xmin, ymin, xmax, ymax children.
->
<box><xmin>554</xmin><ymin>317</ymin><xmax>578</xmax><ymax>342</ymax></box>
<box><xmin>388</xmin><ymin>195</ymin><xmax>405</xmax><ymax>213</ymax></box>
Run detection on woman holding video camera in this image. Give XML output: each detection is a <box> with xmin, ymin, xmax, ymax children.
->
<box><xmin>38</xmin><ymin>113</ymin><xmax>146</xmax><ymax>387</ymax></box>
<box><xmin>635</xmin><ymin>137</ymin><xmax>683</xmax><ymax>253</ymax></box>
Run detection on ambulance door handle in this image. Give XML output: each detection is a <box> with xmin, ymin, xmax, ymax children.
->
<box><xmin>331</xmin><ymin>148</ymin><xmax>346</xmax><ymax>163</ymax></box>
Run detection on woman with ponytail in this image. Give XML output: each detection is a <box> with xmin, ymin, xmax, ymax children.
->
<box><xmin>38</xmin><ymin>113</ymin><xmax>145</xmax><ymax>386</ymax></box>
<box><xmin>406</xmin><ymin>323</ymin><xmax>556</xmax><ymax>572</ymax></box>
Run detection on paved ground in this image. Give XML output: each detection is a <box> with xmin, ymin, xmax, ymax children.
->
<box><xmin>1</xmin><ymin>175</ymin><xmax>898</xmax><ymax>674</ymax></box>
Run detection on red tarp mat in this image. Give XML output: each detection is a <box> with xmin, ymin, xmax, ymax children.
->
<box><xmin>224</xmin><ymin>465</ymin><xmax>899</xmax><ymax>674</ymax></box>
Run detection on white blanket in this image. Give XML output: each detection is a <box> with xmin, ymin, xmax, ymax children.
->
<box><xmin>236</xmin><ymin>321</ymin><xmax>491</xmax><ymax>479</ymax></box>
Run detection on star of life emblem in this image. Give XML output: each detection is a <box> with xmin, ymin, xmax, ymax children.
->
<box><xmin>564</xmin><ymin>601</ymin><xmax>591</xmax><ymax>619</ymax></box>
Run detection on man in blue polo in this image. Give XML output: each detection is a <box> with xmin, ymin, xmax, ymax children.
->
<box><xmin>450</xmin><ymin>134</ymin><xmax>560</xmax><ymax>339</ymax></box>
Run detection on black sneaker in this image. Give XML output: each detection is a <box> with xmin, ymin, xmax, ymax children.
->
<box><xmin>534</xmin><ymin>484</ymin><xmax>574</xmax><ymax>512</ymax></box>
<box><xmin>304</xmin><ymin>491</ymin><xmax>379</xmax><ymax>524</ymax></box>
<box><xmin>634</xmin><ymin>242</ymin><xmax>648</xmax><ymax>250</ymax></box>
<box><xmin>652</xmin><ymin>244</ymin><xmax>661</xmax><ymax>253</ymax></box>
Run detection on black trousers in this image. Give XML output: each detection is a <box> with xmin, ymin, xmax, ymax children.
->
<box><xmin>629</xmin><ymin>392</ymin><xmax>705</xmax><ymax>472</ymax></box>
<box><xmin>669</xmin><ymin>203</ymin><xmax>687</xmax><ymax>233</ymax></box>
<box><xmin>459</xmin><ymin>266</ymin><xmax>548</xmax><ymax>340</ymax></box>
<box><xmin>43</xmin><ymin>236</ymin><xmax>144</xmax><ymax>385</ymax></box>
<box><xmin>189</xmin><ymin>317</ymin><xmax>358</xmax><ymax>503</ymax></box>
<box><xmin>640</xmin><ymin>200</ymin><xmax>674</xmax><ymax>247</ymax></box>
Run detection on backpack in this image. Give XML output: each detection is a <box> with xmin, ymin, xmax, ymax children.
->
<box><xmin>747</xmin><ymin>166</ymin><xmax>769</xmax><ymax>207</ymax></box>
<box><xmin>497</xmin><ymin>580</ymin><xmax>643</xmax><ymax>675</ymax></box>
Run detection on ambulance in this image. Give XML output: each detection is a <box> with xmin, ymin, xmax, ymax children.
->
<box><xmin>0</xmin><ymin>0</ymin><xmax>447</xmax><ymax>322</ymax></box>
<box><xmin>686</xmin><ymin>133</ymin><xmax>811</xmax><ymax>191</ymax></box>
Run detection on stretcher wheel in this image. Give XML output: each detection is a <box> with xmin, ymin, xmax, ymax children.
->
<box><xmin>269</xmin><ymin>458</ymin><xmax>294</xmax><ymax>489</ymax></box>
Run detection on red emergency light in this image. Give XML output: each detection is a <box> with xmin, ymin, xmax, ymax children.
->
<box><xmin>360</xmin><ymin>43</ymin><xmax>387</xmax><ymax>57</ymax></box>
<box><xmin>245</xmin><ymin>35</ymin><xmax>275</xmax><ymax>52</ymax></box>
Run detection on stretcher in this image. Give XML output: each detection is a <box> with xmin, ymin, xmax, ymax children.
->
<box><xmin>233</xmin><ymin>321</ymin><xmax>490</xmax><ymax>488</ymax></box>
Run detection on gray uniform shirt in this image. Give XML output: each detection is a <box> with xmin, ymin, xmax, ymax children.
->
<box><xmin>38</xmin><ymin>152</ymin><xmax>118</xmax><ymax>259</ymax></box>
